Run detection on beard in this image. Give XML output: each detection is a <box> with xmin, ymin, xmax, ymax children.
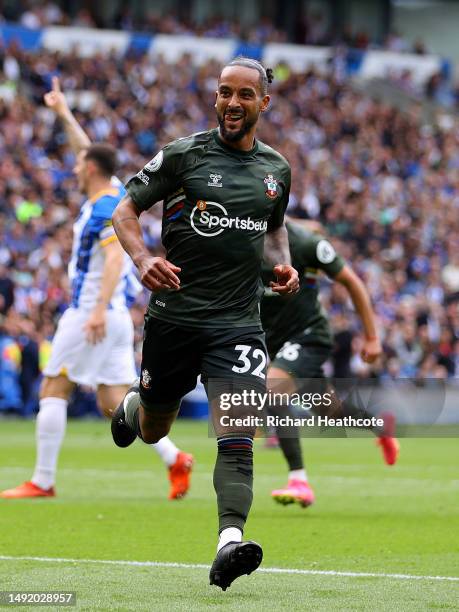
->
<box><xmin>217</xmin><ymin>110</ymin><xmax>257</xmax><ymax>143</ymax></box>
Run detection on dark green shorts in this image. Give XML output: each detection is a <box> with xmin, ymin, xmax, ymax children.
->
<box><xmin>139</xmin><ymin>317</ymin><xmax>267</xmax><ymax>410</ymax></box>
<box><xmin>270</xmin><ymin>338</ymin><xmax>331</xmax><ymax>380</ymax></box>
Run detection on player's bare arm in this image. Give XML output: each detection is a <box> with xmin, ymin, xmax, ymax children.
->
<box><xmin>83</xmin><ymin>239</ymin><xmax>124</xmax><ymax>345</ymax></box>
<box><xmin>44</xmin><ymin>76</ymin><xmax>91</xmax><ymax>154</ymax></box>
<box><xmin>264</xmin><ymin>224</ymin><xmax>299</xmax><ymax>294</ymax></box>
<box><xmin>286</xmin><ymin>216</ymin><xmax>325</xmax><ymax>234</ymax></box>
<box><xmin>112</xmin><ymin>194</ymin><xmax>181</xmax><ymax>292</ymax></box>
<box><xmin>334</xmin><ymin>265</ymin><xmax>382</xmax><ymax>363</ymax></box>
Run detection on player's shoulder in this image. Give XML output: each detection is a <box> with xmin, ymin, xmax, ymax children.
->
<box><xmin>286</xmin><ymin>220</ymin><xmax>318</xmax><ymax>246</ymax></box>
<box><xmin>153</xmin><ymin>130</ymin><xmax>214</xmax><ymax>173</ymax></box>
<box><xmin>257</xmin><ymin>140</ymin><xmax>291</xmax><ymax>174</ymax></box>
<box><xmin>290</xmin><ymin>223</ymin><xmax>340</xmax><ymax>269</ymax></box>
<box><xmin>164</xmin><ymin>130</ymin><xmax>214</xmax><ymax>156</ymax></box>
<box><xmin>287</xmin><ymin>221</ymin><xmax>331</xmax><ymax>255</ymax></box>
<box><xmin>91</xmin><ymin>182</ymin><xmax>125</xmax><ymax>218</ymax></box>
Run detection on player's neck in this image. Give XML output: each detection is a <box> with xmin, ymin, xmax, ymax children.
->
<box><xmin>218</xmin><ymin>128</ymin><xmax>256</xmax><ymax>152</ymax></box>
<box><xmin>86</xmin><ymin>177</ymin><xmax>113</xmax><ymax>201</ymax></box>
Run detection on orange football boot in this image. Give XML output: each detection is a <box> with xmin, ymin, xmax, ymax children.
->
<box><xmin>168</xmin><ymin>452</ymin><xmax>194</xmax><ymax>500</ymax></box>
<box><xmin>1</xmin><ymin>481</ymin><xmax>55</xmax><ymax>498</ymax></box>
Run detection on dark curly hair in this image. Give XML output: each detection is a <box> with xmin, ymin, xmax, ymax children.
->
<box><xmin>223</xmin><ymin>57</ymin><xmax>274</xmax><ymax>96</ymax></box>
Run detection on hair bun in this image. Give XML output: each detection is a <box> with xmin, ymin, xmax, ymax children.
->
<box><xmin>266</xmin><ymin>68</ymin><xmax>274</xmax><ymax>84</ymax></box>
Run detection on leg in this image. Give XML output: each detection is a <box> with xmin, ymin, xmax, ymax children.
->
<box><xmin>267</xmin><ymin>366</ymin><xmax>305</xmax><ymax>474</ymax></box>
<box><xmin>99</xmin><ymin>384</ymin><xmax>179</xmax><ymax>450</ymax></box>
<box><xmin>1</xmin><ymin>374</ymin><xmax>74</xmax><ymax>498</ymax></box>
<box><xmin>33</xmin><ymin>375</ymin><xmax>74</xmax><ymax>489</ymax></box>
<box><xmin>211</xmin><ymin>403</ymin><xmax>256</xmax><ymax>538</ymax></box>
<box><xmin>3</xmin><ymin>308</ymin><xmax>85</xmax><ymax>498</ymax></box>
<box><xmin>267</xmin><ymin>366</ymin><xmax>315</xmax><ymax>507</ymax></box>
<box><xmin>102</xmin><ymin>382</ymin><xmax>193</xmax><ymax>498</ymax></box>
<box><xmin>337</xmin><ymin>385</ymin><xmax>399</xmax><ymax>464</ymax></box>
<box><xmin>96</xmin><ymin>384</ymin><xmax>128</xmax><ymax>418</ymax></box>
<box><xmin>99</xmin><ymin>383</ymin><xmax>181</xmax><ymax>454</ymax></box>
<box><xmin>311</xmin><ymin>380</ymin><xmax>399</xmax><ymax>465</ymax></box>
<box><xmin>266</xmin><ymin>342</ymin><xmax>333</xmax><ymax>507</ymax></box>
<box><xmin>117</xmin><ymin>388</ymin><xmax>180</xmax><ymax>444</ymax></box>
<box><xmin>111</xmin><ymin>317</ymin><xmax>199</xmax><ymax>445</ymax></box>
<box><xmin>129</xmin><ymin>389</ymin><xmax>194</xmax><ymax>497</ymax></box>
<box><xmin>269</xmin><ymin>341</ymin><xmax>331</xmax><ymax>467</ymax></box>
<box><xmin>139</xmin><ymin>404</ymin><xmax>179</xmax><ymax>444</ymax></box>
<box><xmin>204</xmin><ymin>327</ymin><xmax>266</xmax><ymax>590</ymax></box>
<box><xmin>130</xmin><ymin>318</ymin><xmax>198</xmax><ymax>444</ymax></box>
<box><xmin>210</xmin><ymin>411</ymin><xmax>262</xmax><ymax>591</ymax></box>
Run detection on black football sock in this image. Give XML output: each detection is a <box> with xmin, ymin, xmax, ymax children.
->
<box><xmin>214</xmin><ymin>435</ymin><xmax>254</xmax><ymax>534</ymax></box>
<box><xmin>276</xmin><ymin>431</ymin><xmax>304</xmax><ymax>471</ymax></box>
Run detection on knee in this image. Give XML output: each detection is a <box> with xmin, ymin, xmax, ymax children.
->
<box><xmin>39</xmin><ymin>377</ymin><xmax>52</xmax><ymax>400</ymax></box>
<box><xmin>267</xmin><ymin>366</ymin><xmax>295</xmax><ymax>394</ymax></box>
<box><xmin>96</xmin><ymin>393</ymin><xmax>115</xmax><ymax>419</ymax></box>
<box><xmin>39</xmin><ymin>376</ymin><xmax>71</xmax><ymax>401</ymax></box>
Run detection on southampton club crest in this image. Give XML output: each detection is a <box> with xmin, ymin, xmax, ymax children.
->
<box><xmin>264</xmin><ymin>174</ymin><xmax>278</xmax><ymax>199</ymax></box>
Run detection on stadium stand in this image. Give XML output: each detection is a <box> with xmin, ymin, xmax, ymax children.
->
<box><xmin>0</xmin><ymin>19</ymin><xmax>458</xmax><ymax>415</ymax></box>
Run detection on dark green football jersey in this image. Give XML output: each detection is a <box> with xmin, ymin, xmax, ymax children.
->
<box><xmin>126</xmin><ymin>128</ymin><xmax>291</xmax><ymax>328</ymax></box>
<box><xmin>260</xmin><ymin>222</ymin><xmax>344</xmax><ymax>356</ymax></box>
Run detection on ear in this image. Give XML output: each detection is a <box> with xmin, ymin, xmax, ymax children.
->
<box><xmin>260</xmin><ymin>94</ymin><xmax>270</xmax><ymax>113</ymax></box>
<box><xmin>85</xmin><ymin>159</ymin><xmax>97</xmax><ymax>175</ymax></box>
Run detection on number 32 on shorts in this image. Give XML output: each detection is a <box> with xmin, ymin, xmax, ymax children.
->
<box><xmin>232</xmin><ymin>345</ymin><xmax>267</xmax><ymax>379</ymax></box>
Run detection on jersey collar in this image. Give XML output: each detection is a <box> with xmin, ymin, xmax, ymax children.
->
<box><xmin>88</xmin><ymin>187</ymin><xmax>119</xmax><ymax>204</ymax></box>
<box><xmin>212</xmin><ymin>128</ymin><xmax>258</xmax><ymax>157</ymax></box>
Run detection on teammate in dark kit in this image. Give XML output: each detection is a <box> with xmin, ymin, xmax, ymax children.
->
<box><xmin>261</xmin><ymin>221</ymin><xmax>399</xmax><ymax>508</ymax></box>
<box><xmin>110</xmin><ymin>57</ymin><xmax>299</xmax><ymax>590</ymax></box>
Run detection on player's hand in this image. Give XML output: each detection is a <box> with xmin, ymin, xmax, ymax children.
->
<box><xmin>136</xmin><ymin>256</ymin><xmax>181</xmax><ymax>292</ymax></box>
<box><xmin>361</xmin><ymin>337</ymin><xmax>382</xmax><ymax>363</ymax></box>
<box><xmin>84</xmin><ymin>304</ymin><xmax>107</xmax><ymax>344</ymax></box>
<box><xmin>270</xmin><ymin>264</ymin><xmax>299</xmax><ymax>295</ymax></box>
<box><xmin>43</xmin><ymin>76</ymin><xmax>69</xmax><ymax>117</ymax></box>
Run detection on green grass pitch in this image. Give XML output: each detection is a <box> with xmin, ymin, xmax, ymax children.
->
<box><xmin>0</xmin><ymin>419</ymin><xmax>458</xmax><ymax>611</ymax></box>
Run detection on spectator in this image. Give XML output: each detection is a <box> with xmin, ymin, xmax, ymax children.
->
<box><xmin>1</xmin><ymin>38</ymin><xmax>459</xmax><ymax>414</ymax></box>
<box><xmin>0</xmin><ymin>263</ymin><xmax>14</xmax><ymax>315</ymax></box>
<box><xmin>0</xmin><ymin>315</ymin><xmax>22</xmax><ymax>412</ymax></box>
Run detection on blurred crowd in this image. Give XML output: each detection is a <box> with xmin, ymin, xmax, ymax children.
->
<box><xmin>1</xmin><ymin>37</ymin><xmax>458</xmax><ymax>415</ymax></box>
<box><xmin>384</xmin><ymin>61</ymin><xmax>459</xmax><ymax>112</ymax></box>
<box><xmin>1</xmin><ymin>0</ymin><xmax>428</xmax><ymax>51</ymax></box>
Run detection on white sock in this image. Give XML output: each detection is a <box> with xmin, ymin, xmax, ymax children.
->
<box><xmin>289</xmin><ymin>468</ymin><xmax>308</xmax><ymax>482</ymax></box>
<box><xmin>31</xmin><ymin>397</ymin><xmax>67</xmax><ymax>490</ymax></box>
<box><xmin>217</xmin><ymin>527</ymin><xmax>242</xmax><ymax>552</ymax></box>
<box><xmin>151</xmin><ymin>436</ymin><xmax>179</xmax><ymax>467</ymax></box>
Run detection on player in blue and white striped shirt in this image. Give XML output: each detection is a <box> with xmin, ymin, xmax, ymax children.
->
<box><xmin>1</xmin><ymin>78</ymin><xmax>193</xmax><ymax>501</ymax></box>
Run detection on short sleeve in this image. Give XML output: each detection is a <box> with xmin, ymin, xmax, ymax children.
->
<box><xmin>90</xmin><ymin>195</ymin><xmax>118</xmax><ymax>245</ymax></box>
<box><xmin>99</xmin><ymin>223</ymin><xmax>118</xmax><ymax>246</ymax></box>
<box><xmin>267</xmin><ymin>165</ymin><xmax>291</xmax><ymax>233</ymax></box>
<box><xmin>125</xmin><ymin>142</ymin><xmax>181</xmax><ymax>212</ymax></box>
<box><xmin>302</xmin><ymin>232</ymin><xmax>344</xmax><ymax>278</ymax></box>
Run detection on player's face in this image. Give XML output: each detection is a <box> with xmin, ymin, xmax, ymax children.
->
<box><xmin>73</xmin><ymin>150</ymin><xmax>89</xmax><ymax>192</ymax></box>
<box><xmin>215</xmin><ymin>66</ymin><xmax>270</xmax><ymax>143</ymax></box>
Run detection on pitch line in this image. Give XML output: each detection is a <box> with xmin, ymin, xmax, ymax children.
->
<box><xmin>0</xmin><ymin>555</ymin><xmax>458</xmax><ymax>583</ymax></box>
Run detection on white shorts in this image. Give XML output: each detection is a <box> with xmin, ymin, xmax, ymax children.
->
<box><xmin>43</xmin><ymin>307</ymin><xmax>137</xmax><ymax>388</ymax></box>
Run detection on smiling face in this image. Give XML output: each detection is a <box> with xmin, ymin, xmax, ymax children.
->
<box><xmin>215</xmin><ymin>65</ymin><xmax>270</xmax><ymax>149</ymax></box>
